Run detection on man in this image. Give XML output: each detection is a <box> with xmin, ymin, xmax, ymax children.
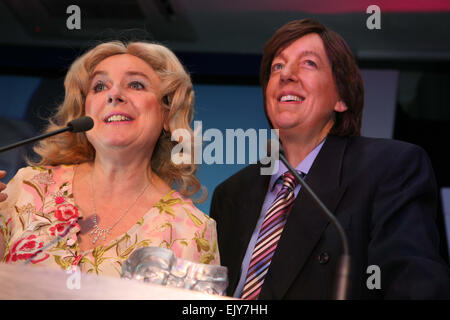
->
<box><xmin>210</xmin><ymin>19</ymin><xmax>450</xmax><ymax>299</ymax></box>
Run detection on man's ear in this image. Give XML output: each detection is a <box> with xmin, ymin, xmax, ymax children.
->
<box><xmin>334</xmin><ymin>100</ymin><xmax>348</xmax><ymax>113</ymax></box>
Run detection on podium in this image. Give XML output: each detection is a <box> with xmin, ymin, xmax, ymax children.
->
<box><xmin>0</xmin><ymin>263</ymin><xmax>234</xmax><ymax>300</ymax></box>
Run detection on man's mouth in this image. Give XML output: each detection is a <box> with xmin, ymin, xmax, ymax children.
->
<box><xmin>278</xmin><ymin>94</ymin><xmax>305</xmax><ymax>102</ymax></box>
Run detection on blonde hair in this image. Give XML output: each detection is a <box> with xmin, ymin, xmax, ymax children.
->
<box><xmin>31</xmin><ymin>41</ymin><xmax>203</xmax><ymax>199</ymax></box>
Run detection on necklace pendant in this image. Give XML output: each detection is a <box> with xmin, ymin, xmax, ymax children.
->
<box><xmin>89</xmin><ymin>170</ymin><xmax>150</xmax><ymax>247</ymax></box>
<box><xmin>89</xmin><ymin>225</ymin><xmax>101</xmax><ymax>244</ymax></box>
<box><xmin>90</xmin><ymin>227</ymin><xmax>99</xmax><ymax>236</ymax></box>
<box><xmin>103</xmin><ymin>228</ymin><xmax>111</xmax><ymax>241</ymax></box>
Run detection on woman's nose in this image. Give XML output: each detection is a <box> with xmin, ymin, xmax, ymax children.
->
<box><xmin>107</xmin><ymin>87</ymin><xmax>126</xmax><ymax>106</ymax></box>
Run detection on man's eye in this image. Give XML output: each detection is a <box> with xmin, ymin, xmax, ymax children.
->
<box><xmin>93</xmin><ymin>81</ymin><xmax>106</xmax><ymax>92</ymax></box>
<box><xmin>304</xmin><ymin>60</ymin><xmax>317</xmax><ymax>67</ymax></box>
<box><xmin>271</xmin><ymin>63</ymin><xmax>283</xmax><ymax>72</ymax></box>
<box><xmin>130</xmin><ymin>81</ymin><xmax>145</xmax><ymax>90</ymax></box>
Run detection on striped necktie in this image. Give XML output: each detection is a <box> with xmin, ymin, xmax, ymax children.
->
<box><xmin>240</xmin><ymin>171</ymin><xmax>302</xmax><ymax>300</ymax></box>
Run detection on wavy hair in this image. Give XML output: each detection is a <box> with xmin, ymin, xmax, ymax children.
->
<box><xmin>30</xmin><ymin>41</ymin><xmax>203</xmax><ymax>199</ymax></box>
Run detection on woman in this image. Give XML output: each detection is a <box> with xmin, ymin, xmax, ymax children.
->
<box><xmin>0</xmin><ymin>41</ymin><xmax>219</xmax><ymax>277</ymax></box>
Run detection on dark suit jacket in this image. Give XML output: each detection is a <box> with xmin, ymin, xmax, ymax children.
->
<box><xmin>210</xmin><ymin>135</ymin><xmax>450</xmax><ymax>299</ymax></box>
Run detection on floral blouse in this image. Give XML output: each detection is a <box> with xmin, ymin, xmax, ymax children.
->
<box><xmin>0</xmin><ymin>165</ymin><xmax>220</xmax><ymax>278</ymax></box>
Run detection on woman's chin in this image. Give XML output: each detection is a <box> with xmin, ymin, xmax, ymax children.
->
<box><xmin>98</xmin><ymin>139</ymin><xmax>135</xmax><ymax>150</ymax></box>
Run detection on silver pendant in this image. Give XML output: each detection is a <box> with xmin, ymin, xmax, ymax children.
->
<box><xmin>89</xmin><ymin>225</ymin><xmax>111</xmax><ymax>244</ymax></box>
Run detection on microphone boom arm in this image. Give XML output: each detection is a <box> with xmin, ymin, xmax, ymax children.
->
<box><xmin>0</xmin><ymin>127</ymin><xmax>71</xmax><ymax>154</ymax></box>
<box><xmin>0</xmin><ymin>116</ymin><xmax>94</xmax><ymax>154</ymax></box>
<box><xmin>278</xmin><ymin>151</ymin><xmax>351</xmax><ymax>300</ymax></box>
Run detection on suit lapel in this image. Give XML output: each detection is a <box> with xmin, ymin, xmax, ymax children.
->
<box><xmin>260</xmin><ymin>135</ymin><xmax>348</xmax><ymax>299</ymax></box>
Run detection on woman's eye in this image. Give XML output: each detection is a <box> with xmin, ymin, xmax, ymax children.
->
<box><xmin>130</xmin><ymin>81</ymin><xmax>145</xmax><ymax>90</ymax></box>
<box><xmin>93</xmin><ymin>81</ymin><xmax>106</xmax><ymax>92</ymax></box>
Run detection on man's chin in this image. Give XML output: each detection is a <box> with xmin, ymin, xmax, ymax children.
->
<box><xmin>272</xmin><ymin>119</ymin><xmax>299</xmax><ymax>131</ymax></box>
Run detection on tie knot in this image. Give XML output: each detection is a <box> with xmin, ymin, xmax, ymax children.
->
<box><xmin>281</xmin><ymin>171</ymin><xmax>301</xmax><ymax>190</ymax></box>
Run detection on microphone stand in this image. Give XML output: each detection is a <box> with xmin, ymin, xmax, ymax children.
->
<box><xmin>0</xmin><ymin>116</ymin><xmax>93</xmax><ymax>154</ymax></box>
<box><xmin>278</xmin><ymin>150</ymin><xmax>351</xmax><ymax>300</ymax></box>
<box><xmin>0</xmin><ymin>127</ymin><xmax>71</xmax><ymax>154</ymax></box>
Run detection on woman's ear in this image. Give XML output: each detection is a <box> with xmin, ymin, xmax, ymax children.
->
<box><xmin>163</xmin><ymin>112</ymin><xmax>170</xmax><ymax>132</ymax></box>
<box><xmin>163</xmin><ymin>121</ymin><xmax>170</xmax><ymax>132</ymax></box>
<box><xmin>162</xmin><ymin>95</ymin><xmax>170</xmax><ymax>106</ymax></box>
<box><xmin>161</xmin><ymin>94</ymin><xmax>171</xmax><ymax>132</ymax></box>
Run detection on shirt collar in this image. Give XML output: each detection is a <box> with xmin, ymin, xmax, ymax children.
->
<box><xmin>269</xmin><ymin>138</ymin><xmax>326</xmax><ymax>191</ymax></box>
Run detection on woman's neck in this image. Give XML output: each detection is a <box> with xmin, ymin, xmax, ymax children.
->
<box><xmin>89</xmin><ymin>154</ymin><xmax>152</xmax><ymax>197</ymax></box>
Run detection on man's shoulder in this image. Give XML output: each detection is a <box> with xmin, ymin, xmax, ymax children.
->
<box><xmin>345</xmin><ymin>136</ymin><xmax>427</xmax><ymax>158</ymax></box>
<box><xmin>340</xmin><ymin>136</ymin><xmax>432</xmax><ymax>175</ymax></box>
<box><xmin>214</xmin><ymin>164</ymin><xmax>263</xmax><ymax>193</ymax></box>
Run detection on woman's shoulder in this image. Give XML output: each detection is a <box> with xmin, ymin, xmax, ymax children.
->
<box><xmin>155</xmin><ymin>190</ymin><xmax>216</xmax><ymax>224</ymax></box>
<box><xmin>13</xmin><ymin>164</ymin><xmax>74</xmax><ymax>175</ymax></box>
<box><xmin>11</xmin><ymin>165</ymin><xmax>75</xmax><ymax>184</ymax></box>
<box><xmin>13</xmin><ymin>165</ymin><xmax>74</xmax><ymax>180</ymax></box>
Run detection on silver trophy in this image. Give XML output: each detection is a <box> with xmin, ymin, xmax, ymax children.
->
<box><xmin>122</xmin><ymin>247</ymin><xmax>228</xmax><ymax>296</ymax></box>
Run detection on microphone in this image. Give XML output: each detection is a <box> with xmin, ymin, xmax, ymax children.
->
<box><xmin>266</xmin><ymin>139</ymin><xmax>351</xmax><ymax>300</ymax></box>
<box><xmin>66</xmin><ymin>116</ymin><xmax>95</xmax><ymax>133</ymax></box>
<box><xmin>0</xmin><ymin>116</ymin><xmax>94</xmax><ymax>154</ymax></box>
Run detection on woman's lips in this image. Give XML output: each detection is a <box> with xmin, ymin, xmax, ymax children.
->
<box><xmin>103</xmin><ymin>112</ymin><xmax>134</xmax><ymax>124</ymax></box>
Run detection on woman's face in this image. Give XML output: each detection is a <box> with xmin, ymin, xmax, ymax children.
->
<box><xmin>84</xmin><ymin>54</ymin><xmax>166</xmax><ymax>156</ymax></box>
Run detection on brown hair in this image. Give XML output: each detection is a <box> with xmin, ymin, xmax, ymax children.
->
<box><xmin>260</xmin><ymin>18</ymin><xmax>364</xmax><ymax>137</ymax></box>
<box><xmin>30</xmin><ymin>41</ymin><xmax>203</xmax><ymax>199</ymax></box>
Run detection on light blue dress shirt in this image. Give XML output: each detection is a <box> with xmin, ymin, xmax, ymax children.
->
<box><xmin>233</xmin><ymin>139</ymin><xmax>326</xmax><ymax>297</ymax></box>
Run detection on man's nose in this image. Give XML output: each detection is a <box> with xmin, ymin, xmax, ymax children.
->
<box><xmin>280</xmin><ymin>62</ymin><xmax>298</xmax><ymax>83</ymax></box>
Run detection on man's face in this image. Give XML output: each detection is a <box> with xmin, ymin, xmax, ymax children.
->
<box><xmin>265</xmin><ymin>33</ymin><xmax>347</xmax><ymax>141</ymax></box>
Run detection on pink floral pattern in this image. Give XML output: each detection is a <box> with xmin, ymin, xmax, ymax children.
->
<box><xmin>49</xmin><ymin>223</ymin><xmax>68</xmax><ymax>237</ymax></box>
<box><xmin>6</xmin><ymin>234</ymin><xmax>50</xmax><ymax>264</ymax></box>
<box><xmin>0</xmin><ymin>166</ymin><xmax>220</xmax><ymax>278</ymax></box>
<box><xmin>54</xmin><ymin>204</ymin><xmax>79</xmax><ymax>222</ymax></box>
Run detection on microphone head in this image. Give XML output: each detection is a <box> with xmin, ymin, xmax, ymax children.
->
<box><xmin>67</xmin><ymin>116</ymin><xmax>94</xmax><ymax>133</ymax></box>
